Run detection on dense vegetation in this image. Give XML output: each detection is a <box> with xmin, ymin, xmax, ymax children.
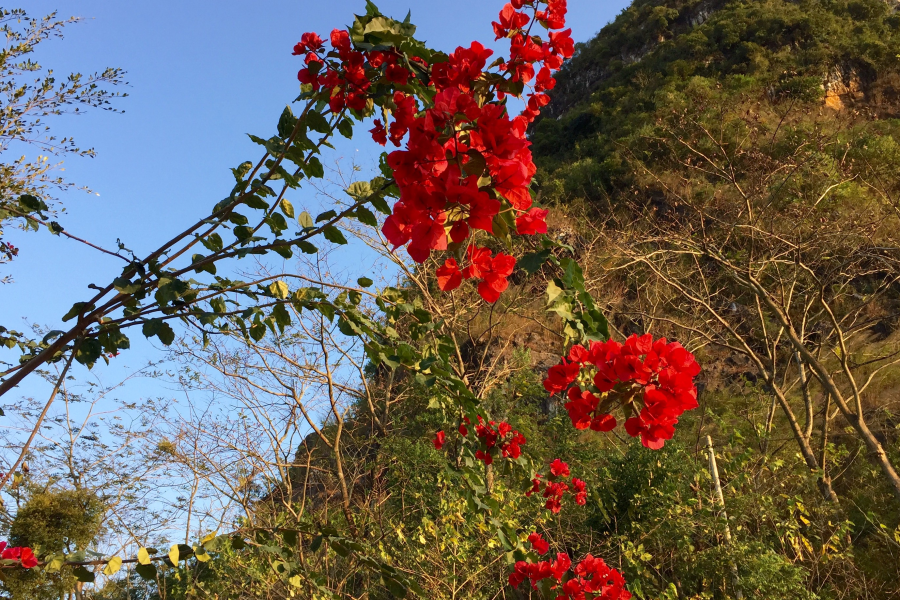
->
<box><xmin>3</xmin><ymin>0</ymin><xmax>900</xmax><ymax>599</ymax></box>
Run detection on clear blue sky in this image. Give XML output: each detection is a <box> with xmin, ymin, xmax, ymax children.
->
<box><xmin>2</xmin><ymin>0</ymin><xmax>629</xmax><ymax>400</ymax></box>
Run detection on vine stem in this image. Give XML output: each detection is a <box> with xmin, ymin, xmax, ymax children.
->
<box><xmin>0</xmin><ymin>339</ymin><xmax>81</xmax><ymax>493</ymax></box>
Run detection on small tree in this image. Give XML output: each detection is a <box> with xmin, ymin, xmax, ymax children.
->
<box><xmin>2</xmin><ymin>487</ymin><xmax>106</xmax><ymax>599</ymax></box>
<box><xmin>0</xmin><ymin>8</ymin><xmax>126</xmax><ymax>280</ymax></box>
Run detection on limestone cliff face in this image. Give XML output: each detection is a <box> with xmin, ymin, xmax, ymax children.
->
<box><xmin>538</xmin><ymin>0</ymin><xmax>900</xmax><ymax>128</ymax></box>
<box><xmin>543</xmin><ymin>0</ymin><xmax>727</xmax><ymax>120</ymax></box>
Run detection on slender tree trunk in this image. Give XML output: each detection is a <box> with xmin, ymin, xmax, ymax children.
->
<box><xmin>706</xmin><ymin>436</ymin><xmax>743</xmax><ymax>600</ymax></box>
<box><xmin>750</xmin><ymin>284</ymin><xmax>900</xmax><ymax>503</ymax></box>
<box><xmin>767</xmin><ymin>382</ymin><xmax>838</xmax><ymax>502</ymax></box>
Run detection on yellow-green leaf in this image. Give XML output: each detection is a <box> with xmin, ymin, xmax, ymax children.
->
<box><xmin>138</xmin><ymin>547</ymin><xmax>151</xmax><ymax>565</ymax></box>
<box><xmin>103</xmin><ymin>556</ymin><xmax>122</xmax><ymax>576</ymax></box>
<box><xmin>280</xmin><ymin>198</ymin><xmax>295</xmax><ymax>218</ymax></box>
<box><xmin>269</xmin><ymin>280</ymin><xmax>289</xmax><ymax>299</ymax></box>
<box><xmin>193</xmin><ymin>545</ymin><xmax>211</xmax><ymax>562</ymax></box>
<box><xmin>168</xmin><ymin>544</ymin><xmax>180</xmax><ymax>565</ymax></box>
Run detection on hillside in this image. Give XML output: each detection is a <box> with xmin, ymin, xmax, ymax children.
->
<box><xmin>522</xmin><ymin>0</ymin><xmax>900</xmax><ymax>597</ymax></box>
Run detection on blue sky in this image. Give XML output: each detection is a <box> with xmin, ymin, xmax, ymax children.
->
<box><xmin>2</xmin><ymin>0</ymin><xmax>630</xmax><ymax>402</ymax></box>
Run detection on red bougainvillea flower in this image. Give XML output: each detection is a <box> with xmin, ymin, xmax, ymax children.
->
<box><xmin>467</xmin><ymin>416</ymin><xmax>526</xmax><ymax>465</ymax></box>
<box><xmin>536</xmin><ymin>0</ymin><xmax>568</xmax><ymax>29</ymax></box>
<box><xmin>0</xmin><ymin>542</ymin><xmax>37</xmax><ymax>568</ymax></box>
<box><xmin>543</xmin><ymin>481</ymin><xmax>569</xmax><ymax>513</ymax></box>
<box><xmin>509</xmin><ymin>552</ymin><xmax>632</xmax><ymax>599</ymax></box>
<box><xmin>546</xmin><ymin>334</ymin><xmax>701</xmax><ymax>449</ymax></box>
<box><xmin>432</xmin><ymin>41</ymin><xmax>494</xmax><ymax>92</ymax></box>
<box><xmin>432</xmin><ymin>431</ymin><xmax>446</xmax><ymax>450</ymax></box>
<box><xmin>19</xmin><ymin>548</ymin><xmax>37</xmax><ymax>569</ymax></box>
<box><xmin>527</xmin><ymin>459</ymin><xmax>585</xmax><ymax>514</ymax></box>
<box><xmin>572</xmin><ymin>477</ymin><xmax>587</xmax><ymax>505</ymax></box>
<box><xmin>549</xmin><ymin>458</ymin><xmax>569</xmax><ymax>478</ymax></box>
<box><xmin>515</xmin><ymin>207</ymin><xmax>548</xmax><ymax>235</ymax></box>
<box><xmin>461</xmin><ymin>246</ymin><xmax>516</xmax><ymax>303</ymax></box>
<box><xmin>493</xmin><ymin>3</ymin><xmax>531</xmax><ymax>39</ymax></box>
<box><xmin>549</xmin><ymin>28</ymin><xmax>575</xmax><ymax>58</ymax></box>
<box><xmin>293</xmin><ymin>32</ymin><xmax>325</xmax><ymax>55</ymax></box>
<box><xmin>543</xmin><ymin>359</ymin><xmax>580</xmax><ymax>394</ymax></box>
<box><xmin>528</xmin><ymin>532</ymin><xmax>550</xmax><ymax>555</ymax></box>
<box><xmin>436</xmin><ymin>258</ymin><xmax>463</xmax><ymax>291</ymax></box>
<box><xmin>369</xmin><ymin>119</ymin><xmax>388</xmax><ymax>146</ymax></box>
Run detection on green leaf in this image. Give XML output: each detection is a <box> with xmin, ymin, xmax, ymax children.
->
<box><xmin>358</xmin><ymin>277</ymin><xmax>373</xmax><ymax>287</ymax></box>
<box><xmin>103</xmin><ymin>556</ymin><xmax>122</xmax><ymax>576</ymax></box>
<box><xmin>296</xmin><ymin>240</ymin><xmax>318</xmax><ymax>254</ymax></box>
<box><xmin>347</xmin><ymin>181</ymin><xmax>372</xmax><ymax>201</ymax></box>
<box><xmin>518</xmin><ymin>249</ymin><xmax>552</xmax><ymax>275</ymax></box>
<box><xmin>233</xmin><ymin>225</ymin><xmax>253</xmax><ymax>240</ymax></box>
<box><xmin>232</xmin><ymin>160</ymin><xmax>253</xmax><ymax>182</ymax></box>
<box><xmin>546</xmin><ymin>281</ymin><xmax>564</xmax><ymax>305</ymax></box>
<box><xmin>75</xmin><ymin>338</ymin><xmax>102</xmax><ymax>367</ymax></box>
<box><xmin>354</xmin><ymin>206</ymin><xmax>378</xmax><ymax>227</ymax></box>
<box><xmin>304</xmin><ymin>156</ymin><xmax>325</xmax><ymax>178</ymax></box>
<box><xmin>249</xmin><ymin>321</ymin><xmax>266</xmax><ymax>341</ymax></box>
<box><xmin>277</xmin><ymin>105</ymin><xmax>298</xmax><ymax>138</ymax></box>
<box><xmin>135</xmin><ymin>563</ymin><xmax>157</xmax><ymax>581</ymax></box>
<box><xmin>560</xmin><ymin>257</ymin><xmax>585</xmax><ymax>290</ymax></box>
<box><xmin>338</xmin><ymin>118</ymin><xmax>354</xmax><ymax>139</ymax></box>
<box><xmin>245</xmin><ymin>195</ymin><xmax>268</xmax><ymax>210</ymax></box>
<box><xmin>201</xmin><ymin>232</ymin><xmax>223</xmax><ymax>252</ymax></box>
<box><xmin>370</xmin><ymin>194</ymin><xmax>392</xmax><ymax>215</ymax></box>
<box><xmin>42</xmin><ymin>330</ymin><xmax>65</xmax><ymax>344</ymax></box>
<box><xmin>305</xmin><ymin>110</ymin><xmax>330</xmax><ymax>134</ymax></box>
<box><xmin>18</xmin><ymin>194</ymin><xmax>46</xmax><ymax>212</ymax></box>
<box><xmin>382</xmin><ymin>575</ymin><xmax>408</xmax><ymax>598</ymax></box>
<box><xmin>143</xmin><ymin>320</ymin><xmax>175</xmax><ymax>346</ymax></box>
<box><xmin>272</xmin><ymin>244</ymin><xmax>293</xmax><ymax>259</ymax></box>
<box><xmin>62</xmin><ymin>302</ymin><xmax>93</xmax><ymax>322</ymax></box>
<box><xmin>462</xmin><ymin>150</ymin><xmax>486</xmax><ymax>178</ymax></box>
<box><xmin>279</xmin><ymin>198</ymin><xmax>295</xmax><ymax>218</ymax></box>
<box><xmin>210</xmin><ymin>297</ymin><xmax>227</xmax><ymax>314</ymax></box>
<box><xmin>269</xmin><ymin>280</ymin><xmax>290</xmax><ymax>299</ymax></box>
<box><xmin>298</xmin><ymin>211</ymin><xmax>314</xmax><ymax>229</ymax></box>
<box><xmin>316</xmin><ymin>210</ymin><xmax>337</xmax><ymax>223</ymax></box>
<box><xmin>309</xmin><ymin>535</ymin><xmax>323</xmax><ymax>553</ymax></box>
<box><xmin>44</xmin><ymin>554</ymin><xmax>65</xmax><ymax>572</ymax></box>
<box><xmin>330</xmin><ymin>540</ymin><xmax>350</xmax><ymax>557</ymax></box>
<box><xmin>72</xmin><ymin>566</ymin><xmax>95</xmax><ymax>583</ymax></box>
<box><xmin>272</xmin><ymin>303</ymin><xmax>291</xmax><ymax>331</ymax></box>
<box><xmin>323</xmin><ymin>226</ymin><xmax>348</xmax><ymax>245</ymax></box>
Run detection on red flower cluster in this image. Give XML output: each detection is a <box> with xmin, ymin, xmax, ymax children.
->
<box><xmin>527</xmin><ymin>459</ymin><xmax>586</xmax><ymax>513</ymax></box>
<box><xmin>0</xmin><ymin>542</ymin><xmax>37</xmax><ymax>568</ymax></box>
<box><xmin>469</xmin><ymin>416</ymin><xmax>526</xmax><ymax>465</ymax></box>
<box><xmin>509</xmin><ymin>550</ymin><xmax>632</xmax><ymax>600</ymax></box>
<box><xmin>435</xmin><ymin>416</ymin><xmax>526</xmax><ymax>465</ymax></box>
<box><xmin>527</xmin><ymin>532</ymin><xmax>550</xmax><ymax>554</ymax></box>
<box><xmin>292</xmin><ymin>2</ymin><xmax>572</xmax><ymax>304</ymax></box>
<box><xmin>436</xmin><ymin>246</ymin><xmax>516</xmax><ymax>303</ymax></box>
<box><xmin>543</xmin><ymin>334</ymin><xmax>701</xmax><ymax>449</ymax></box>
<box><xmin>294</xmin><ymin>29</ymin><xmax>417</xmax><ymax>113</ymax></box>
